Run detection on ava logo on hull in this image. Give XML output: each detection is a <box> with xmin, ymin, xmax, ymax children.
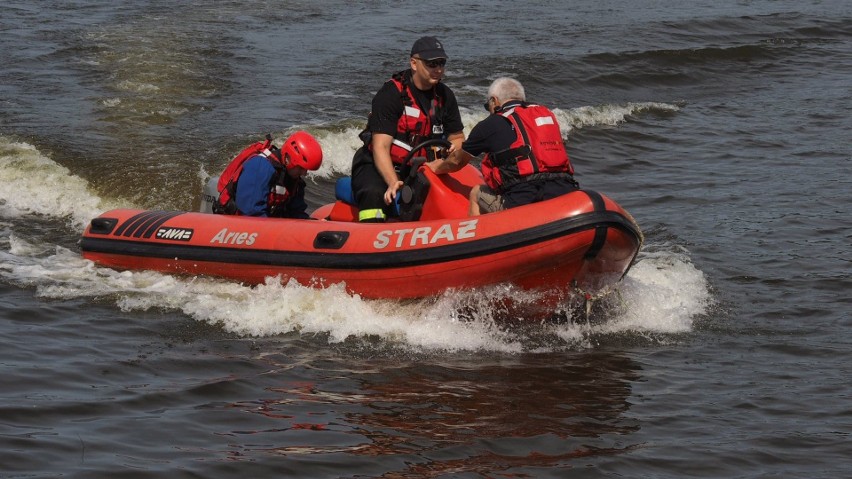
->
<box><xmin>156</xmin><ymin>227</ymin><xmax>193</xmax><ymax>241</ymax></box>
<box><xmin>210</xmin><ymin>228</ymin><xmax>258</xmax><ymax>246</ymax></box>
<box><xmin>374</xmin><ymin>219</ymin><xmax>478</xmax><ymax>249</ymax></box>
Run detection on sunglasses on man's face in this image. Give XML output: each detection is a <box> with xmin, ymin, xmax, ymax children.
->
<box><xmin>416</xmin><ymin>57</ymin><xmax>447</xmax><ymax>68</ymax></box>
<box><xmin>484</xmin><ymin>97</ymin><xmax>494</xmax><ymax>112</ymax></box>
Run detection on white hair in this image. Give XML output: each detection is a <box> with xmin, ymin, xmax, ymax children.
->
<box><xmin>487</xmin><ymin>77</ymin><xmax>525</xmax><ymax>102</ymax></box>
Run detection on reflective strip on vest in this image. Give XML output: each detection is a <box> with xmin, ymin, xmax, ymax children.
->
<box><xmin>358</xmin><ymin>208</ymin><xmax>386</xmax><ymax>222</ymax></box>
<box><xmin>404</xmin><ymin>105</ymin><xmax>421</xmax><ymax>118</ymax></box>
<box><xmin>392</xmin><ymin>139</ymin><xmax>413</xmax><ymax>152</ymax></box>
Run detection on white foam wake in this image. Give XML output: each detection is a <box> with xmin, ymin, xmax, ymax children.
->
<box><xmin>1</xmin><ymin>228</ymin><xmax>709</xmax><ymax>353</ymax></box>
<box><xmin>0</xmin><ymin>136</ymin><xmax>127</xmax><ymax>231</ymax></box>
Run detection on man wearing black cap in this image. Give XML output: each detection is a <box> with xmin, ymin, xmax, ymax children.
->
<box><xmin>351</xmin><ymin>36</ymin><xmax>464</xmax><ymax>222</ymax></box>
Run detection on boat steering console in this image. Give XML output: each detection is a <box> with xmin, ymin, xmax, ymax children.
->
<box><xmin>398</xmin><ymin>138</ymin><xmax>451</xmax><ymax>222</ymax></box>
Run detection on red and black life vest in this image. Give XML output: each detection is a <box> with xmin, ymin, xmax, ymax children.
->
<box><xmin>214</xmin><ymin>136</ymin><xmax>297</xmax><ymax>216</ymax></box>
<box><xmin>367</xmin><ymin>70</ymin><xmax>445</xmax><ymax>168</ymax></box>
<box><xmin>480</xmin><ymin>102</ymin><xmax>575</xmax><ymax>191</ymax></box>
<box><xmin>265</xmin><ymin>175</ymin><xmax>305</xmax><ymax>217</ymax></box>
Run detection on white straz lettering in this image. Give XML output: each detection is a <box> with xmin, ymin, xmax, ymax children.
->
<box><xmin>210</xmin><ymin>228</ymin><xmax>257</xmax><ymax>246</ymax></box>
<box><xmin>373</xmin><ymin>219</ymin><xmax>478</xmax><ymax>249</ymax></box>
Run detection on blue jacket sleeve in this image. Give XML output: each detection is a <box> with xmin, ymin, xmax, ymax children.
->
<box><xmin>235</xmin><ymin>156</ymin><xmax>275</xmax><ymax>216</ymax></box>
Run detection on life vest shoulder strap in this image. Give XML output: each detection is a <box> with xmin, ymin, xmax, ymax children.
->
<box><xmin>494</xmin><ymin>103</ymin><xmax>538</xmax><ymax>168</ymax></box>
<box><xmin>214</xmin><ymin>135</ymin><xmax>276</xmax><ymax>214</ymax></box>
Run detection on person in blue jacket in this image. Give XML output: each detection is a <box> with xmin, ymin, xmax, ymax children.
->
<box><xmin>233</xmin><ymin>131</ymin><xmax>323</xmax><ymax>218</ymax></box>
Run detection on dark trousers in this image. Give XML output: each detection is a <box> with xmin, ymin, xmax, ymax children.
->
<box><xmin>351</xmin><ymin>146</ymin><xmax>395</xmax><ymax>218</ymax></box>
<box><xmin>503</xmin><ymin>177</ymin><xmax>580</xmax><ymax>209</ymax></box>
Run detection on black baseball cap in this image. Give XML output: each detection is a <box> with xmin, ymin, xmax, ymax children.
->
<box><xmin>410</xmin><ymin>36</ymin><xmax>448</xmax><ymax>60</ymax></box>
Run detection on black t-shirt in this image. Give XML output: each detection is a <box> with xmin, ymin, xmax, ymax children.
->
<box><xmin>367</xmin><ymin>70</ymin><xmax>464</xmax><ymax>138</ymax></box>
<box><xmin>461</xmin><ymin>114</ymin><xmax>515</xmax><ymax>157</ymax></box>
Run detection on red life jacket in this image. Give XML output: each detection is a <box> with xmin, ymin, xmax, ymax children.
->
<box><xmin>368</xmin><ymin>71</ymin><xmax>445</xmax><ymax>168</ymax></box>
<box><xmin>266</xmin><ymin>173</ymin><xmax>304</xmax><ymax>218</ymax></box>
<box><xmin>480</xmin><ymin>102</ymin><xmax>575</xmax><ymax>191</ymax></box>
<box><xmin>214</xmin><ymin>135</ymin><xmax>285</xmax><ymax>215</ymax></box>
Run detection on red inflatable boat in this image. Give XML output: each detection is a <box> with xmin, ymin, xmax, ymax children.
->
<box><xmin>80</xmin><ymin>142</ymin><xmax>642</xmax><ymax>308</ymax></box>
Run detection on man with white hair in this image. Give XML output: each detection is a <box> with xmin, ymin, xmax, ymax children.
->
<box><xmin>428</xmin><ymin>77</ymin><xmax>578</xmax><ymax>215</ymax></box>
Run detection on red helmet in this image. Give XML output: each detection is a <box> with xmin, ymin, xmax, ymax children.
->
<box><xmin>282</xmin><ymin>131</ymin><xmax>323</xmax><ymax>171</ymax></box>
